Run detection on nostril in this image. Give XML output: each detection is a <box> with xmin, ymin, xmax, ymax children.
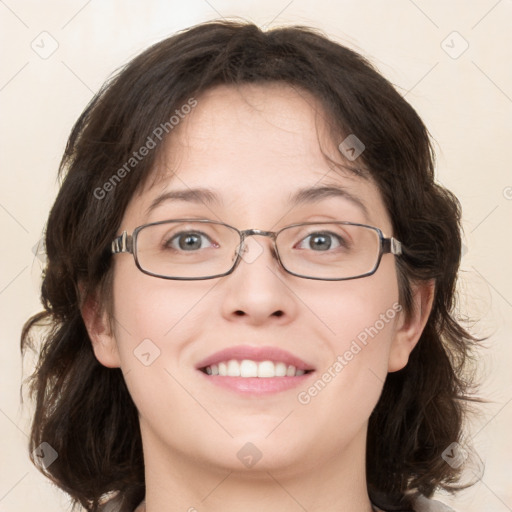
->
<box><xmin>234</xmin><ymin>310</ymin><xmax>245</xmax><ymax>316</ymax></box>
<box><xmin>273</xmin><ymin>310</ymin><xmax>284</xmax><ymax>317</ymax></box>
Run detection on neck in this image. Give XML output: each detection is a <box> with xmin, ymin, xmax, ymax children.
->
<box><xmin>139</xmin><ymin>423</ymin><xmax>374</xmax><ymax>512</ymax></box>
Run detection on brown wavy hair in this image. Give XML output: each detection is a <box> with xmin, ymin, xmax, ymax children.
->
<box><xmin>21</xmin><ymin>19</ymin><xmax>482</xmax><ymax>511</ymax></box>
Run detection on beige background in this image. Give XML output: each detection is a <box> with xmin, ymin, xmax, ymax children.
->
<box><xmin>1</xmin><ymin>0</ymin><xmax>511</xmax><ymax>510</ymax></box>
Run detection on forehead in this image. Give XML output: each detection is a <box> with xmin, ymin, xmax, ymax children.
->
<box><xmin>124</xmin><ymin>83</ymin><xmax>391</xmax><ymax>231</ymax></box>
<box><xmin>163</xmin><ymin>83</ymin><xmax>355</xmax><ymax>179</ymax></box>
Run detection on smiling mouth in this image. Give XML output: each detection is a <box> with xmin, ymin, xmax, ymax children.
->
<box><xmin>200</xmin><ymin>359</ymin><xmax>314</xmax><ymax>378</ymax></box>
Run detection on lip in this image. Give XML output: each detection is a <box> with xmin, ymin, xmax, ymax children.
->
<box><xmin>195</xmin><ymin>345</ymin><xmax>315</xmax><ymax>372</ymax></box>
<box><xmin>195</xmin><ymin>345</ymin><xmax>316</xmax><ymax>396</ymax></box>
<box><xmin>199</xmin><ymin>373</ymin><xmax>314</xmax><ymax>395</ymax></box>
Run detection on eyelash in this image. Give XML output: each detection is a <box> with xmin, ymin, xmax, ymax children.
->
<box><xmin>163</xmin><ymin>230</ymin><xmax>348</xmax><ymax>252</ymax></box>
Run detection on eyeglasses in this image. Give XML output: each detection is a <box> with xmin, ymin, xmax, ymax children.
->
<box><xmin>111</xmin><ymin>219</ymin><xmax>402</xmax><ymax>281</ymax></box>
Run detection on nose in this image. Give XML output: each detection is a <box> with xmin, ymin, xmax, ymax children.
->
<box><xmin>220</xmin><ymin>235</ymin><xmax>298</xmax><ymax>326</ymax></box>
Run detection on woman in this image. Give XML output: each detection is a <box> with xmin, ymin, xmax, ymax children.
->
<box><xmin>22</xmin><ymin>20</ymin><xmax>480</xmax><ymax>512</ymax></box>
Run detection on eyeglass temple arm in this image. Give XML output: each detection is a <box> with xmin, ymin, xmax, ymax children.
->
<box><xmin>382</xmin><ymin>237</ymin><xmax>402</xmax><ymax>256</ymax></box>
<box><xmin>112</xmin><ymin>231</ymin><xmax>133</xmax><ymax>254</ymax></box>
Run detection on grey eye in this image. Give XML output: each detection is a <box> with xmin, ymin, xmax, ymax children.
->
<box><xmin>166</xmin><ymin>231</ymin><xmax>213</xmax><ymax>251</ymax></box>
<box><xmin>296</xmin><ymin>232</ymin><xmax>344</xmax><ymax>251</ymax></box>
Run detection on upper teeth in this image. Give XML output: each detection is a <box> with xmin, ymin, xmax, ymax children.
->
<box><xmin>204</xmin><ymin>359</ymin><xmax>306</xmax><ymax>378</ymax></box>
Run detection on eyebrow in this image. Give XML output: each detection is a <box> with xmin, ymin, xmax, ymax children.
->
<box><xmin>146</xmin><ymin>185</ymin><xmax>369</xmax><ymax>218</ymax></box>
<box><xmin>288</xmin><ymin>185</ymin><xmax>369</xmax><ymax>218</ymax></box>
<box><xmin>147</xmin><ymin>188</ymin><xmax>222</xmax><ymax>215</ymax></box>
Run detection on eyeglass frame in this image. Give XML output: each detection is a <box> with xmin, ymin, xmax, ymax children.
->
<box><xmin>111</xmin><ymin>219</ymin><xmax>403</xmax><ymax>281</ymax></box>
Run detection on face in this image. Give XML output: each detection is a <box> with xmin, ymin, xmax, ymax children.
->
<box><xmin>89</xmin><ymin>83</ymin><xmax>424</xmax><ymax>479</ymax></box>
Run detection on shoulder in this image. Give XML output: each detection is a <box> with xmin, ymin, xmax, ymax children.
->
<box><xmin>373</xmin><ymin>495</ymin><xmax>456</xmax><ymax>512</ymax></box>
<box><xmin>97</xmin><ymin>496</ymin><xmax>146</xmax><ymax>512</ymax></box>
<box><xmin>413</xmin><ymin>495</ymin><xmax>457</xmax><ymax>512</ymax></box>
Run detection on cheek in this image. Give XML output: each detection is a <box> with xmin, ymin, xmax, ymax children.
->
<box><xmin>108</xmin><ymin>263</ymin><xmax>220</xmax><ymax>416</ymax></box>
<box><xmin>299</xmin><ymin>264</ymin><xmax>401</xmax><ymax>413</ymax></box>
<box><xmin>320</xmin><ymin>259</ymin><xmax>400</xmax><ymax>351</ymax></box>
<box><xmin>111</xmin><ymin>261</ymin><xmax>213</xmax><ymax>349</ymax></box>
<box><xmin>109</xmin><ymin>268</ymin><xmax>212</xmax><ymax>434</ymax></box>
<box><xmin>292</xmin><ymin>316</ymin><xmax>398</xmax><ymax>451</ymax></box>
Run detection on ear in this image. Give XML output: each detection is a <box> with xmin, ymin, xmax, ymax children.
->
<box><xmin>80</xmin><ymin>286</ymin><xmax>121</xmax><ymax>368</ymax></box>
<box><xmin>388</xmin><ymin>280</ymin><xmax>435</xmax><ymax>373</ymax></box>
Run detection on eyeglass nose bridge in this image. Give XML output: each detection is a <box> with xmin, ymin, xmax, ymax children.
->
<box><xmin>235</xmin><ymin>228</ymin><xmax>279</xmax><ymax>259</ymax></box>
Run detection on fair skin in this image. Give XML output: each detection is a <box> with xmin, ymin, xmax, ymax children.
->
<box><xmin>83</xmin><ymin>83</ymin><xmax>433</xmax><ymax>512</ymax></box>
